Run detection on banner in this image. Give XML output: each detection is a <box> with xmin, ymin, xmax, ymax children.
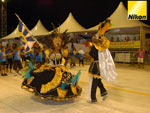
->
<box><xmin>109</xmin><ymin>41</ymin><xmax>141</xmax><ymax>48</ymax></box>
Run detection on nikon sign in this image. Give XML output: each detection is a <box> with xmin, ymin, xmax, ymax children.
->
<box><xmin>128</xmin><ymin>1</ymin><xmax>147</xmax><ymax>20</ymax></box>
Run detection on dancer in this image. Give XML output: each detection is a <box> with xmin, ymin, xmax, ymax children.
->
<box><xmin>15</xmin><ymin>14</ymin><xmax>82</xmax><ymax>101</ymax></box>
<box><xmin>21</xmin><ymin>30</ymin><xmax>82</xmax><ymax>101</ymax></box>
<box><xmin>83</xmin><ymin>19</ymin><xmax>117</xmax><ymax>103</ymax></box>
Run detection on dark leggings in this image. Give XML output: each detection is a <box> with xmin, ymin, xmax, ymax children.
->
<box><xmin>90</xmin><ymin>78</ymin><xmax>107</xmax><ymax>101</ymax></box>
<box><xmin>7</xmin><ymin>59</ymin><xmax>13</xmax><ymax>70</ymax></box>
<box><xmin>79</xmin><ymin>59</ymin><xmax>84</xmax><ymax>66</ymax></box>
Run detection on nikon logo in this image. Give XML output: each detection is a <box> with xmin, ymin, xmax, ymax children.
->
<box><xmin>128</xmin><ymin>14</ymin><xmax>146</xmax><ymax>20</ymax></box>
<box><xmin>128</xmin><ymin>1</ymin><xmax>147</xmax><ymax>20</ymax></box>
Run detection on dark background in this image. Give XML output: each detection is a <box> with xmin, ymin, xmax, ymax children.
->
<box><xmin>5</xmin><ymin>0</ymin><xmax>150</xmax><ymax>34</ymax></box>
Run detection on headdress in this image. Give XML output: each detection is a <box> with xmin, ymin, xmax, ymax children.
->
<box><xmin>79</xmin><ymin>19</ymin><xmax>111</xmax><ymax>40</ymax></box>
<box><xmin>38</xmin><ymin>28</ymin><xmax>72</xmax><ymax>48</ymax></box>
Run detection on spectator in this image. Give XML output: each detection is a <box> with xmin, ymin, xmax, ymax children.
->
<box><xmin>0</xmin><ymin>47</ymin><xmax>7</xmax><ymax>76</ymax></box>
<box><xmin>6</xmin><ymin>45</ymin><xmax>13</xmax><ymax>73</ymax></box>
<box><xmin>138</xmin><ymin>36</ymin><xmax>140</xmax><ymax>40</ymax></box>
<box><xmin>126</xmin><ymin>37</ymin><xmax>130</xmax><ymax>41</ymax></box>
<box><xmin>137</xmin><ymin>46</ymin><xmax>145</xmax><ymax>69</ymax></box>
<box><xmin>78</xmin><ymin>48</ymin><xmax>85</xmax><ymax>66</ymax></box>
<box><xmin>116</xmin><ymin>37</ymin><xmax>120</xmax><ymax>42</ymax></box>
<box><xmin>13</xmin><ymin>46</ymin><xmax>22</xmax><ymax>75</ymax></box>
<box><xmin>35</xmin><ymin>48</ymin><xmax>43</xmax><ymax>67</ymax></box>
<box><xmin>70</xmin><ymin>49</ymin><xmax>76</xmax><ymax>68</ymax></box>
<box><xmin>133</xmin><ymin>37</ymin><xmax>136</xmax><ymax>41</ymax></box>
<box><xmin>124</xmin><ymin>37</ymin><xmax>127</xmax><ymax>41</ymax></box>
<box><xmin>110</xmin><ymin>37</ymin><xmax>114</xmax><ymax>42</ymax></box>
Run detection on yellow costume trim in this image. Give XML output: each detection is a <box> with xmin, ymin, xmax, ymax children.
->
<box><xmin>28</xmin><ymin>88</ymin><xmax>34</xmax><ymax>92</ymax></box>
<box><xmin>40</xmin><ymin>67</ymin><xmax>62</xmax><ymax>93</ymax></box>
<box><xmin>57</xmin><ymin>87</ymin><xmax>68</xmax><ymax>99</ymax></box>
<box><xmin>21</xmin><ymin>84</ymin><xmax>82</xmax><ymax>101</ymax></box>
<box><xmin>89</xmin><ymin>72</ymin><xmax>101</xmax><ymax>79</ymax></box>
<box><xmin>45</xmin><ymin>49</ymin><xmax>50</xmax><ymax>59</ymax></box>
<box><xmin>33</xmin><ymin>64</ymin><xmax>54</xmax><ymax>73</ymax></box>
<box><xmin>76</xmin><ymin>84</ymin><xmax>82</xmax><ymax>93</ymax></box>
<box><xmin>89</xmin><ymin>42</ymin><xmax>93</xmax><ymax>47</ymax></box>
<box><xmin>93</xmin><ymin>37</ymin><xmax>110</xmax><ymax>52</ymax></box>
<box><xmin>71</xmin><ymin>85</ymin><xmax>77</xmax><ymax>95</ymax></box>
<box><xmin>27</xmin><ymin>77</ymin><xmax>34</xmax><ymax>85</ymax></box>
<box><xmin>22</xmin><ymin>85</ymin><xmax>28</xmax><ymax>89</ymax></box>
<box><xmin>33</xmin><ymin>64</ymin><xmax>70</xmax><ymax>73</ymax></box>
<box><xmin>62</xmin><ymin>48</ymin><xmax>69</xmax><ymax>58</ymax></box>
<box><xmin>98</xmin><ymin>22</ymin><xmax>111</xmax><ymax>36</ymax></box>
<box><xmin>61</xmin><ymin>57</ymin><xmax>66</xmax><ymax>65</ymax></box>
<box><xmin>59</xmin><ymin>65</ymin><xmax>70</xmax><ymax>73</ymax></box>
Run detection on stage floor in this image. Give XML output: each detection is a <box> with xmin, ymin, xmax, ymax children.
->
<box><xmin>0</xmin><ymin>64</ymin><xmax>150</xmax><ymax>113</ymax></box>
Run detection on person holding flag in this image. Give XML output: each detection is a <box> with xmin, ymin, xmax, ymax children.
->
<box><xmin>16</xmin><ymin>15</ymin><xmax>82</xmax><ymax>101</ymax></box>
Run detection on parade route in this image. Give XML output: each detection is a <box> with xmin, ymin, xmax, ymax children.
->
<box><xmin>0</xmin><ymin>64</ymin><xmax>150</xmax><ymax>113</ymax></box>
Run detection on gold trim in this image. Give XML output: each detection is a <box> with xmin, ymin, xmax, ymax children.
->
<box><xmin>29</xmin><ymin>88</ymin><xmax>34</xmax><ymax>92</ymax></box>
<box><xmin>40</xmin><ymin>67</ymin><xmax>62</xmax><ymax>93</ymax></box>
<box><xmin>22</xmin><ymin>85</ymin><xmax>28</xmax><ymax>89</ymax></box>
<box><xmin>93</xmin><ymin>37</ymin><xmax>110</xmax><ymax>52</ymax></box>
<box><xmin>89</xmin><ymin>72</ymin><xmax>101</xmax><ymax>79</ymax></box>
<box><xmin>71</xmin><ymin>85</ymin><xmax>77</xmax><ymax>95</ymax></box>
<box><xmin>21</xmin><ymin>84</ymin><xmax>82</xmax><ymax>101</ymax></box>
<box><xmin>61</xmin><ymin>57</ymin><xmax>66</xmax><ymax>65</ymax></box>
<box><xmin>62</xmin><ymin>48</ymin><xmax>69</xmax><ymax>58</ymax></box>
<box><xmin>76</xmin><ymin>84</ymin><xmax>82</xmax><ymax>91</ymax></box>
<box><xmin>59</xmin><ymin>65</ymin><xmax>70</xmax><ymax>73</ymax></box>
<box><xmin>33</xmin><ymin>64</ymin><xmax>55</xmax><ymax>73</ymax></box>
<box><xmin>57</xmin><ymin>87</ymin><xmax>68</xmax><ymax>99</ymax></box>
<box><xmin>27</xmin><ymin>77</ymin><xmax>34</xmax><ymax>85</ymax></box>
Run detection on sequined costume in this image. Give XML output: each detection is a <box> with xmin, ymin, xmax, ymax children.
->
<box><xmin>21</xmin><ymin>30</ymin><xmax>82</xmax><ymax>101</ymax></box>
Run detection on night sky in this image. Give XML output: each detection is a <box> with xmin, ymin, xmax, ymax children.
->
<box><xmin>6</xmin><ymin>0</ymin><xmax>150</xmax><ymax>34</ymax></box>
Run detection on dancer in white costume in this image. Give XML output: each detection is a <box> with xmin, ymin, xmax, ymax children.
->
<box><xmin>84</xmin><ymin>19</ymin><xmax>117</xmax><ymax>103</ymax></box>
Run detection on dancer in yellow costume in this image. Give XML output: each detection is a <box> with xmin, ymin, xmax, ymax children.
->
<box><xmin>82</xmin><ymin>19</ymin><xmax>117</xmax><ymax>103</ymax></box>
<box><xmin>22</xmin><ymin>30</ymin><xmax>82</xmax><ymax>101</ymax></box>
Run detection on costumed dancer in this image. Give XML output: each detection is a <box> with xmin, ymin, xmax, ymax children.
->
<box><xmin>16</xmin><ymin>14</ymin><xmax>82</xmax><ymax>101</ymax></box>
<box><xmin>22</xmin><ymin>31</ymin><xmax>82</xmax><ymax>101</ymax></box>
<box><xmin>83</xmin><ymin>19</ymin><xmax>117</xmax><ymax>103</ymax></box>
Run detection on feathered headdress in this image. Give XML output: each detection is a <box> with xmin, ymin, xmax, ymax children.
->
<box><xmin>79</xmin><ymin>19</ymin><xmax>111</xmax><ymax>40</ymax></box>
<box><xmin>98</xmin><ymin>19</ymin><xmax>111</xmax><ymax>36</ymax></box>
<box><xmin>38</xmin><ymin>26</ymin><xmax>72</xmax><ymax>48</ymax></box>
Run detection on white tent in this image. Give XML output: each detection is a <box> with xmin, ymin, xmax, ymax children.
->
<box><xmin>1</xmin><ymin>20</ymin><xmax>49</xmax><ymax>40</ymax></box>
<box><xmin>88</xmin><ymin>2</ymin><xmax>149</xmax><ymax>31</ymax></box>
<box><xmin>47</xmin><ymin>13</ymin><xmax>86</xmax><ymax>34</ymax></box>
<box><xmin>31</xmin><ymin>20</ymin><xmax>49</xmax><ymax>36</ymax></box>
<box><xmin>1</xmin><ymin>25</ymin><xmax>19</xmax><ymax>40</ymax></box>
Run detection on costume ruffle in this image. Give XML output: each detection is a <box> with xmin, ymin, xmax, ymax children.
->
<box><xmin>22</xmin><ymin>64</ymin><xmax>82</xmax><ymax>101</ymax></box>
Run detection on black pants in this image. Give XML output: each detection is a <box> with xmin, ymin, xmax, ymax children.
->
<box><xmin>79</xmin><ymin>59</ymin><xmax>84</xmax><ymax>66</ymax></box>
<box><xmin>89</xmin><ymin>77</ymin><xmax>107</xmax><ymax>101</ymax></box>
<box><xmin>13</xmin><ymin>60</ymin><xmax>22</xmax><ymax>71</ymax></box>
<box><xmin>7</xmin><ymin>59</ymin><xmax>13</xmax><ymax>70</ymax></box>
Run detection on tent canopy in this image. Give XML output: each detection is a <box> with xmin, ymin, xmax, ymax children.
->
<box><xmin>1</xmin><ymin>20</ymin><xmax>49</xmax><ymax>40</ymax></box>
<box><xmin>88</xmin><ymin>2</ymin><xmax>149</xmax><ymax>31</ymax></box>
<box><xmin>31</xmin><ymin>20</ymin><xmax>49</xmax><ymax>36</ymax></box>
<box><xmin>47</xmin><ymin>13</ymin><xmax>86</xmax><ymax>34</ymax></box>
<box><xmin>1</xmin><ymin>25</ymin><xmax>19</xmax><ymax>40</ymax></box>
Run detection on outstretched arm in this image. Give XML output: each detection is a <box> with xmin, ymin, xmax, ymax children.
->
<box><xmin>84</xmin><ymin>53</ymin><xmax>94</xmax><ymax>62</ymax></box>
